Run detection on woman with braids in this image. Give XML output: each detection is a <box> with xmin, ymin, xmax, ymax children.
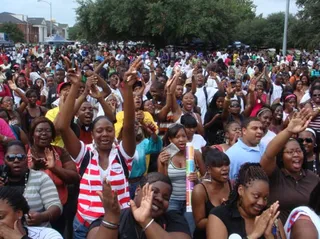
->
<box><xmin>260</xmin><ymin>108</ymin><xmax>320</xmax><ymax>223</ymax></box>
<box><xmin>192</xmin><ymin>148</ymin><xmax>231</xmax><ymax>239</ymax></box>
<box><xmin>207</xmin><ymin>163</ymin><xmax>285</xmax><ymax>239</ymax></box>
<box><xmin>0</xmin><ymin>187</ymin><xmax>62</xmax><ymax>239</ymax></box>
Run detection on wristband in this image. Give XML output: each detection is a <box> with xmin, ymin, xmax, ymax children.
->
<box><xmin>143</xmin><ymin>218</ymin><xmax>154</xmax><ymax>232</ymax></box>
<box><xmin>101</xmin><ymin>220</ymin><xmax>119</xmax><ymax>230</ymax></box>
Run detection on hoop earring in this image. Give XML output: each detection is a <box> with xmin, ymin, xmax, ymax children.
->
<box><xmin>314</xmin><ymin>143</ymin><xmax>317</xmax><ymax>147</ymax></box>
<box><xmin>225</xmin><ymin>139</ymin><xmax>230</xmax><ymax>145</ymax></box>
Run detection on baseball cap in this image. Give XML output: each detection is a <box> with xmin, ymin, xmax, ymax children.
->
<box><xmin>57</xmin><ymin>82</ymin><xmax>71</xmax><ymax>94</ymax></box>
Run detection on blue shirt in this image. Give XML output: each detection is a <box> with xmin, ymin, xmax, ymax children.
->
<box><xmin>130</xmin><ymin>136</ymin><xmax>162</xmax><ymax>178</ymax></box>
<box><xmin>226</xmin><ymin>139</ymin><xmax>266</xmax><ymax>180</ymax></box>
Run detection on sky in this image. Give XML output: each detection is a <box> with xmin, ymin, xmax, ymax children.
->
<box><xmin>2</xmin><ymin>0</ymin><xmax>299</xmax><ymax>27</ymax></box>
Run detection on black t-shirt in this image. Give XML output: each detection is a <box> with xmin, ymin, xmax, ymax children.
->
<box><xmin>89</xmin><ymin>209</ymin><xmax>190</xmax><ymax>239</ymax></box>
<box><xmin>210</xmin><ymin>204</ymin><xmax>265</xmax><ymax>239</ymax></box>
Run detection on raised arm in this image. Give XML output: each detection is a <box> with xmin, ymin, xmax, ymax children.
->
<box><xmin>55</xmin><ymin>70</ymin><xmax>82</xmax><ymax>159</ymax></box>
<box><xmin>121</xmin><ymin>57</ymin><xmax>143</xmax><ymax>157</ymax></box>
<box><xmin>221</xmin><ymin>82</ymin><xmax>234</xmax><ymax>121</ymax></box>
<box><xmin>243</xmin><ymin>80</ymin><xmax>256</xmax><ymax>117</ymax></box>
<box><xmin>260</xmin><ymin>108</ymin><xmax>312</xmax><ymax>176</ymax></box>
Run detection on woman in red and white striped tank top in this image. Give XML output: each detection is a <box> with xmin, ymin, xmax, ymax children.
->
<box><xmin>56</xmin><ymin>58</ymin><xmax>143</xmax><ymax>239</ymax></box>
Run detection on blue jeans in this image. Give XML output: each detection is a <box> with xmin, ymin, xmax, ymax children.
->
<box><xmin>167</xmin><ymin>199</ymin><xmax>195</xmax><ymax>235</ymax></box>
<box><xmin>73</xmin><ymin>216</ymin><xmax>89</xmax><ymax>239</ymax></box>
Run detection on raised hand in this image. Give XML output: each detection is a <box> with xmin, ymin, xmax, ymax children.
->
<box><xmin>0</xmin><ymin>220</ymin><xmax>26</xmax><ymax>239</ymax></box>
<box><xmin>44</xmin><ymin>148</ymin><xmax>55</xmax><ymax>169</ymax></box>
<box><xmin>248</xmin><ymin>209</ymin><xmax>272</xmax><ymax>239</ymax></box>
<box><xmin>7</xmin><ymin>80</ymin><xmax>17</xmax><ymax>91</ymax></box>
<box><xmin>97</xmin><ymin>179</ymin><xmax>120</xmax><ymax>223</ymax></box>
<box><xmin>89</xmin><ymin>84</ymin><xmax>104</xmax><ymax>99</ymax></box>
<box><xmin>226</xmin><ymin>82</ymin><xmax>236</xmax><ymax>98</ymax></box>
<box><xmin>130</xmin><ymin>183</ymin><xmax>153</xmax><ymax>227</ymax></box>
<box><xmin>124</xmin><ymin>56</ymin><xmax>143</xmax><ymax>87</ymax></box>
<box><xmin>248</xmin><ymin>79</ymin><xmax>257</xmax><ymax>93</ymax></box>
<box><xmin>158</xmin><ymin>151</ymin><xmax>170</xmax><ymax>165</ymax></box>
<box><xmin>264</xmin><ymin>201</ymin><xmax>281</xmax><ymax>238</ymax></box>
<box><xmin>287</xmin><ymin>108</ymin><xmax>313</xmax><ymax>134</ymax></box>
<box><xmin>67</xmin><ymin>69</ymin><xmax>81</xmax><ymax>85</ymax></box>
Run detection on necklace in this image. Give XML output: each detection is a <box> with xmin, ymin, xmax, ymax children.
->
<box><xmin>7</xmin><ymin>169</ymin><xmax>30</xmax><ymax>195</ymax></box>
<box><xmin>312</xmin><ymin>154</ymin><xmax>318</xmax><ymax>174</ymax></box>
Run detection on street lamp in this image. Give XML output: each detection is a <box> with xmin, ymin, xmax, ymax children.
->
<box><xmin>37</xmin><ymin>0</ymin><xmax>52</xmax><ymax>36</ymax></box>
<box><xmin>282</xmin><ymin>0</ymin><xmax>290</xmax><ymax>57</ymax></box>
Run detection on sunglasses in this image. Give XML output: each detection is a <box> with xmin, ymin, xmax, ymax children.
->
<box><xmin>298</xmin><ymin>138</ymin><xmax>313</xmax><ymax>144</ymax></box>
<box><xmin>312</xmin><ymin>94</ymin><xmax>320</xmax><ymax>97</ymax></box>
<box><xmin>6</xmin><ymin>154</ymin><xmax>26</xmax><ymax>162</ymax></box>
<box><xmin>230</xmin><ymin>104</ymin><xmax>240</xmax><ymax>108</ymax></box>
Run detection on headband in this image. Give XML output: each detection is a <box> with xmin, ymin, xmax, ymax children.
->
<box><xmin>284</xmin><ymin>94</ymin><xmax>296</xmax><ymax>101</ymax></box>
<box><xmin>306</xmin><ymin>128</ymin><xmax>317</xmax><ymax>138</ymax></box>
<box><xmin>257</xmin><ymin>107</ymin><xmax>272</xmax><ymax>117</ymax></box>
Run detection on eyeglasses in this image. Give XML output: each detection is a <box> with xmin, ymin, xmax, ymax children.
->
<box><xmin>283</xmin><ymin>149</ymin><xmax>303</xmax><ymax>156</ymax></box>
<box><xmin>298</xmin><ymin>138</ymin><xmax>313</xmax><ymax>144</ymax></box>
<box><xmin>6</xmin><ymin>154</ymin><xmax>26</xmax><ymax>162</ymax></box>
<box><xmin>312</xmin><ymin>94</ymin><xmax>320</xmax><ymax>97</ymax></box>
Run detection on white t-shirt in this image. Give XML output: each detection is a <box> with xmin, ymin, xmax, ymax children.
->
<box><xmin>29</xmin><ymin>72</ymin><xmax>42</xmax><ymax>84</ymax></box>
<box><xmin>191</xmin><ymin>134</ymin><xmax>207</xmax><ymax>152</ymax></box>
<box><xmin>27</xmin><ymin>226</ymin><xmax>63</xmax><ymax>239</ymax></box>
<box><xmin>261</xmin><ymin>130</ymin><xmax>276</xmax><ymax>147</ymax></box>
<box><xmin>195</xmin><ymin>86</ymin><xmax>218</xmax><ymax>122</ymax></box>
<box><xmin>270</xmin><ymin>83</ymin><xmax>283</xmax><ymax>104</ymax></box>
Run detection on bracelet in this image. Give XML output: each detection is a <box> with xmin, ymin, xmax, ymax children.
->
<box><xmin>2</xmin><ymin>136</ymin><xmax>7</xmax><ymax>142</ymax></box>
<box><xmin>101</xmin><ymin>219</ymin><xmax>119</xmax><ymax>230</ymax></box>
<box><xmin>143</xmin><ymin>218</ymin><xmax>154</xmax><ymax>232</ymax></box>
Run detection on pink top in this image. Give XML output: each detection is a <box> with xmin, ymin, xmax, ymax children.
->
<box><xmin>0</xmin><ymin>118</ymin><xmax>15</xmax><ymax>164</ymax></box>
<box><xmin>250</xmin><ymin>93</ymin><xmax>267</xmax><ymax>117</ymax></box>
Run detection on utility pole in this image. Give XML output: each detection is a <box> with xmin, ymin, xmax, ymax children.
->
<box><xmin>282</xmin><ymin>0</ymin><xmax>290</xmax><ymax>57</ymax></box>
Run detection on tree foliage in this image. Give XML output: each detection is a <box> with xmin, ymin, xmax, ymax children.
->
<box><xmin>75</xmin><ymin>0</ymin><xmax>256</xmax><ymax>47</ymax></box>
<box><xmin>0</xmin><ymin>22</ymin><xmax>24</xmax><ymax>42</ymax></box>
<box><xmin>296</xmin><ymin>0</ymin><xmax>320</xmax><ymax>49</ymax></box>
<box><xmin>234</xmin><ymin>12</ymin><xmax>299</xmax><ymax>50</ymax></box>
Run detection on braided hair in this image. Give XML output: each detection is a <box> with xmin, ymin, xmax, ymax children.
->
<box><xmin>228</xmin><ymin>163</ymin><xmax>269</xmax><ymax>205</ymax></box>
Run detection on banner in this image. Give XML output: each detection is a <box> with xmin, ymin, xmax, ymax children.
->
<box><xmin>186</xmin><ymin>142</ymin><xmax>194</xmax><ymax>212</ymax></box>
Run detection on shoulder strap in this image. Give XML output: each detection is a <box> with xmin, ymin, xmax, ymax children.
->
<box><xmin>117</xmin><ymin>150</ymin><xmax>129</xmax><ymax>179</ymax></box>
<box><xmin>200</xmin><ymin>183</ymin><xmax>210</xmax><ymax>201</ymax></box>
<box><xmin>203</xmin><ymin>86</ymin><xmax>209</xmax><ymax>108</ymax></box>
<box><xmin>79</xmin><ymin>150</ymin><xmax>92</xmax><ymax>178</ymax></box>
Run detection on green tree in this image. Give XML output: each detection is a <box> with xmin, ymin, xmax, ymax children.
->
<box><xmin>234</xmin><ymin>12</ymin><xmax>298</xmax><ymax>49</ymax></box>
<box><xmin>68</xmin><ymin>24</ymin><xmax>83</xmax><ymax>40</ymax></box>
<box><xmin>296</xmin><ymin>0</ymin><xmax>320</xmax><ymax>49</ymax></box>
<box><xmin>0</xmin><ymin>22</ymin><xmax>24</xmax><ymax>42</ymax></box>
<box><xmin>75</xmin><ymin>0</ymin><xmax>255</xmax><ymax>47</ymax></box>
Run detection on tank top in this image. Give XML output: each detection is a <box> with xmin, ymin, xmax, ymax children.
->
<box><xmin>167</xmin><ymin>160</ymin><xmax>186</xmax><ymax>201</ymax></box>
<box><xmin>193</xmin><ymin>182</ymin><xmax>232</xmax><ymax>239</ymax></box>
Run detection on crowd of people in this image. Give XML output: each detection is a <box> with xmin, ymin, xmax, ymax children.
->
<box><xmin>0</xmin><ymin>44</ymin><xmax>319</xmax><ymax>239</ymax></box>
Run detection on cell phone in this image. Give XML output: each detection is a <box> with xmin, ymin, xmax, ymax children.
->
<box><xmin>162</xmin><ymin>143</ymin><xmax>180</xmax><ymax>158</ymax></box>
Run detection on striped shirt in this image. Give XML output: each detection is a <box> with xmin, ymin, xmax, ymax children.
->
<box><xmin>74</xmin><ymin>141</ymin><xmax>133</xmax><ymax>224</ymax></box>
<box><xmin>168</xmin><ymin>160</ymin><xmax>186</xmax><ymax>201</ymax></box>
<box><xmin>24</xmin><ymin>170</ymin><xmax>62</xmax><ymax>227</ymax></box>
<box><xmin>309</xmin><ymin>102</ymin><xmax>320</xmax><ymax>133</ymax></box>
